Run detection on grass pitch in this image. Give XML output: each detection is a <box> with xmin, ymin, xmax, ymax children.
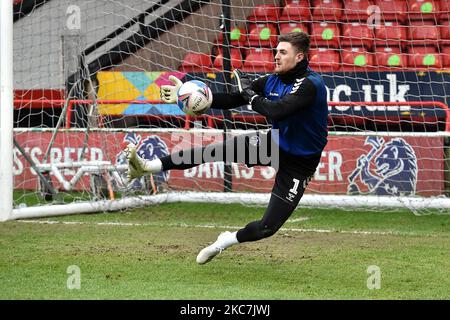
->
<box><xmin>0</xmin><ymin>202</ymin><xmax>449</xmax><ymax>299</ymax></box>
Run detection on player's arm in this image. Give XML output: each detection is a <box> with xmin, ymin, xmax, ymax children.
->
<box><xmin>234</xmin><ymin>69</ymin><xmax>316</xmax><ymax>121</ymax></box>
<box><xmin>211</xmin><ymin>75</ymin><xmax>269</xmax><ymax>110</ymax></box>
<box><xmin>251</xmin><ymin>79</ymin><xmax>316</xmax><ymax>121</ymax></box>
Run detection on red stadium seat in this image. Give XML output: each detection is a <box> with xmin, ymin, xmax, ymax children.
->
<box><xmin>440</xmin><ymin>1</ymin><xmax>450</xmax><ymax>22</ymax></box>
<box><xmin>179</xmin><ymin>53</ymin><xmax>213</xmax><ymax>72</ymax></box>
<box><xmin>341</xmin><ymin>22</ymin><xmax>375</xmax><ymax>50</ymax></box>
<box><xmin>342</xmin><ymin>47</ymin><xmax>375</xmax><ymax>71</ymax></box>
<box><xmin>213</xmin><ymin>48</ymin><xmax>243</xmax><ymax>70</ymax></box>
<box><xmin>242</xmin><ymin>48</ymin><xmax>275</xmax><ymax>72</ymax></box>
<box><xmin>407</xmin><ymin>46</ymin><xmax>443</xmax><ymax>68</ymax></box>
<box><xmin>279</xmin><ymin>22</ymin><xmax>309</xmax><ymax>35</ymax></box>
<box><xmin>342</xmin><ymin>0</ymin><xmax>373</xmax><ymax>22</ymax></box>
<box><xmin>247</xmin><ymin>23</ymin><xmax>278</xmax><ymax>48</ymax></box>
<box><xmin>309</xmin><ymin>48</ymin><xmax>341</xmax><ymax>72</ymax></box>
<box><xmin>217</xmin><ymin>26</ymin><xmax>246</xmax><ymax>47</ymax></box>
<box><xmin>312</xmin><ymin>0</ymin><xmax>343</xmax><ymax>21</ymax></box>
<box><xmin>375</xmin><ymin>0</ymin><xmax>407</xmax><ymax>23</ymax></box>
<box><xmin>442</xmin><ymin>46</ymin><xmax>450</xmax><ymax>67</ymax></box>
<box><xmin>407</xmin><ymin>0</ymin><xmax>440</xmax><ymax>21</ymax></box>
<box><xmin>279</xmin><ymin>0</ymin><xmax>311</xmax><ymax>22</ymax></box>
<box><xmin>375</xmin><ymin>46</ymin><xmax>408</xmax><ymax>69</ymax></box>
<box><xmin>439</xmin><ymin>20</ymin><xmax>450</xmax><ymax>46</ymax></box>
<box><xmin>374</xmin><ymin>21</ymin><xmax>408</xmax><ymax>49</ymax></box>
<box><xmin>311</xmin><ymin>22</ymin><xmax>340</xmax><ymax>48</ymax></box>
<box><xmin>408</xmin><ymin>21</ymin><xmax>440</xmax><ymax>46</ymax></box>
<box><xmin>247</xmin><ymin>4</ymin><xmax>281</xmax><ymax>23</ymax></box>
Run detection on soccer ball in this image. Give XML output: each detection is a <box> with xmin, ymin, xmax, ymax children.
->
<box><xmin>177</xmin><ymin>80</ymin><xmax>213</xmax><ymax>116</ymax></box>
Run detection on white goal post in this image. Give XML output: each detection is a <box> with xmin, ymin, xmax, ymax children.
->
<box><xmin>0</xmin><ymin>0</ymin><xmax>14</xmax><ymax>222</ymax></box>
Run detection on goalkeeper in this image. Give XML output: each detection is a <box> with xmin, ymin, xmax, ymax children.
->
<box><xmin>125</xmin><ymin>32</ymin><xmax>328</xmax><ymax>264</ymax></box>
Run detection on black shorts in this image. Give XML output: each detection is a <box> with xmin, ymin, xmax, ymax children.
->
<box><xmin>271</xmin><ymin>148</ymin><xmax>320</xmax><ymax>207</ymax></box>
<box><xmin>225</xmin><ymin>131</ymin><xmax>321</xmax><ymax>207</ymax></box>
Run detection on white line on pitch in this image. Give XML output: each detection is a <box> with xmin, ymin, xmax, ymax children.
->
<box><xmin>16</xmin><ymin>219</ymin><xmax>425</xmax><ymax>237</ymax></box>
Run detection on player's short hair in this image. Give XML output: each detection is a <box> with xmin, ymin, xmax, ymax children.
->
<box><xmin>278</xmin><ymin>32</ymin><xmax>310</xmax><ymax>56</ymax></box>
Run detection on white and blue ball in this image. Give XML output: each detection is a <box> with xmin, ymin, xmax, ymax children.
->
<box><xmin>177</xmin><ymin>80</ymin><xmax>212</xmax><ymax>116</ymax></box>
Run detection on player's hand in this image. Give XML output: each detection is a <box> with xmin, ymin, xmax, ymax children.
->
<box><xmin>233</xmin><ymin>69</ymin><xmax>258</xmax><ymax>103</ymax></box>
<box><xmin>160</xmin><ymin>75</ymin><xmax>183</xmax><ymax>103</ymax></box>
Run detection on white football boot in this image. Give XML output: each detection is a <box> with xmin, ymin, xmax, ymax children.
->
<box><xmin>125</xmin><ymin>143</ymin><xmax>162</xmax><ymax>181</ymax></box>
<box><xmin>196</xmin><ymin>231</ymin><xmax>238</xmax><ymax>265</ymax></box>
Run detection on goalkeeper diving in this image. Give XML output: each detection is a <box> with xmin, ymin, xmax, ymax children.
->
<box><xmin>126</xmin><ymin>31</ymin><xmax>329</xmax><ymax>264</ymax></box>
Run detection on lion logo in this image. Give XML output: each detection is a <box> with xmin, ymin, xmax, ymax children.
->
<box><xmin>347</xmin><ymin>137</ymin><xmax>418</xmax><ymax>196</ymax></box>
<box><xmin>116</xmin><ymin>133</ymin><xmax>170</xmax><ymax>191</ymax></box>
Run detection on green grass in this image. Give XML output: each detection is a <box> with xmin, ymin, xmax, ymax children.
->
<box><xmin>1</xmin><ymin>203</ymin><xmax>449</xmax><ymax>299</ymax></box>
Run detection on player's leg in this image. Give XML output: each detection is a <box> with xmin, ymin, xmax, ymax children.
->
<box><xmin>196</xmin><ymin>152</ymin><xmax>318</xmax><ymax>264</ymax></box>
<box><xmin>196</xmin><ymin>169</ymin><xmax>311</xmax><ymax>264</ymax></box>
<box><xmin>126</xmin><ymin>131</ymin><xmax>271</xmax><ymax>180</ymax></box>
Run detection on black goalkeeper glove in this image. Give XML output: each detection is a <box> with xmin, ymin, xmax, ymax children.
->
<box><xmin>233</xmin><ymin>69</ymin><xmax>258</xmax><ymax>103</ymax></box>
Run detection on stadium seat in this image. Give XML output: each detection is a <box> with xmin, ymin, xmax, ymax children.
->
<box><xmin>442</xmin><ymin>46</ymin><xmax>450</xmax><ymax>67</ymax></box>
<box><xmin>439</xmin><ymin>20</ymin><xmax>450</xmax><ymax>47</ymax></box>
<box><xmin>407</xmin><ymin>0</ymin><xmax>440</xmax><ymax>21</ymax></box>
<box><xmin>408</xmin><ymin>21</ymin><xmax>440</xmax><ymax>46</ymax></box>
<box><xmin>440</xmin><ymin>1</ymin><xmax>450</xmax><ymax>22</ymax></box>
<box><xmin>279</xmin><ymin>0</ymin><xmax>311</xmax><ymax>22</ymax></box>
<box><xmin>375</xmin><ymin>46</ymin><xmax>408</xmax><ymax>69</ymax></box>
<box><xmin>309</xmin><ymin>48</ymin><xmax>341</xmax><ymax>72</ymax></box>
<box><xmin>407</xmin><ymin>46</ymin><xmax>443</xmax><ymax>68</ymax></box>
<box><xmin>341</xmin><ymin>47</ymin><xmax>375</xmax><ymax>71</ymax></box>
<box><xmin>242</xmin><ymin>48</ymin><xmax>275</xmax><ymax>72</ymax></box>
<box><xmin>374</xmin><ymin>21</ymin><xmax>408</xmax><ymax>49</ymax></box>
<box><xmin>279</xmin><ymin>22</ymin><xmax>309</xmax><ymax>35</ymax></box>
<box><xmin>179</xmin><ymin>53</ymin><xmax>213</xmax><ymax>72</ymax></box>
<box><xmin>311</xmin><ymin>22</ymin><xmax>340</xmax><ymax>48</ymax></box>
<box><xmin>213</xmin><ymin>48</ymin><xmax>243</xmax><ymax>70</ymax></box>
<box><xmin>341</xmin><ymin>22</ymin><xmax>375</xmax><ymax>50</ymax></box>
<box><xmin>375</xmin><ymin>0</ymin><xmax>407</xmax><ymax>23</ymax></box>
<box><xmin>246</xmin><ymin>23</ymin><xmax>278</xmax><ymax>48</ymax></box>
<box><xmin>342</xmin><ymin>0</ymin><xmax>372</xmax><ymax>22</ymax></box>
<box><xmin>216</xmin><ymin>26</ymin><xmax>246</xmax><ymax>47</ymax></box>
<box><xmin>312</xmin><ymin>0</ymin><xmax>343</xmax><ymax>21</ymax></box>
<box><xmin>247</xmin><ymin>4</ymin><xmax>281</xmax><ymax>23</ymax></box>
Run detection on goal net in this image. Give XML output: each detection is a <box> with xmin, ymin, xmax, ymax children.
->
<box><xmin>4</xmin><ymin>0</ymin><xmax>450</xmax><ymax>220</ymax></box>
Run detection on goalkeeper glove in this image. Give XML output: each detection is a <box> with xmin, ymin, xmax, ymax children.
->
<box><xmin>233</xmin><ymin>69</ymin><xmax>258</xmax><ymax>103</ymax></box>
<box><xmin>160</xmin><ymin>75</ymin><xmax>183</xmax><ymax>103</ymax></box>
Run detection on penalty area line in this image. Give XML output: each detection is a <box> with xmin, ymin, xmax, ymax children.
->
<box><xmin>16</xmin><ymin>219</ymin><xmax>424</xmax><ymax>237</ymax></box>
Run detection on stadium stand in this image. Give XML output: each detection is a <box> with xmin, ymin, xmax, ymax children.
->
<box><xmin>342</xmin><ymin>0</ymin><xmax>372</xmax><ymax>22</ymax></box>
<box><xmin>279</xmin><ymin>0</ymin><xmax>311</xmax><ymax>21</ymax></box>
<box><xmin>375</xmin><ymin>0</ymin><xmax>408</xmax><ymax>23</ymax></box>
<box><xmin>246</xmin><ymin>23</ymin><xmax>279</xmax><ymax>48</ymax></box>
<box><xmin>442</xmin><ymin>45</ymin><xmax>450</xmax><ymax>67</ymax></box>
<box><xmin>216</xmin><ymin>26</ymin><xmax>247</xmax><ymax>47</ymax></box>
<box><xmin>279</xmin><ymin>22</ymin><xmax>309</xmax><ymax>35</ymax></box>
<box><xmin>310</xmin><ymin>22</ymin><xmax>341</xmax><ymax>48</ymax></box>
<box><xmin>179</xmin><ymin>52</ymin><xmax>213</xmax><ymax>73</ymax></box>
<box><xmin>408</xmin><ymin>20</ymin><xmax>440</xmax><ymax>46</ymax></box>
<box><xmin>341</xmin><ymin>22</ymin><xmax>375</xmax><ymax>50</ymax></box>
<box><xmin>242</xmin><ymin>48</ymin><xmax>275</xmax><ymax>72</ymax></box>
<box><xmin>309</xmin><ymin>47</ymin><xmax>341</xmax><ymax>72</ymax></box>
<box><xmin>375</xmin><ymin>46</ymin><xmax>408</xmax><ymax>69</ymax></box>
<box><xmin>247</xmin><ymin>4</ymin><xmax>280</xmax><ymax>23</ymax></box>
<box><xmin>407</xmin><ymin>0</ymin><xmax>440</xmax><ymax>21</ymax></box>
<box><xmin>178</xmin><ymin>0</ymin><xmax>450</xmax><ymax>73</ymax></box>
<box><xmin>312</xmin><ymin>0</ymin><xmax>343</xmax><ymax>21</ymax></box>
<box><xmin>341</xmin><ymin>47</ymin><xmax>376</xmax><ymax>71</ymax></box>
<box><xmin>212</xmin><ymin>48</ymin><xmax>243</xmax><ymax>70</ymax></box>
<box><xmin>407</xmin><ymin>45</ymin><xmax>443</xmax><ymax>68</ymax></box>
<box><xmin>374</xmin><ymin>21</ymin><xmax>408</xmax><ymax>50</ymax></box>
